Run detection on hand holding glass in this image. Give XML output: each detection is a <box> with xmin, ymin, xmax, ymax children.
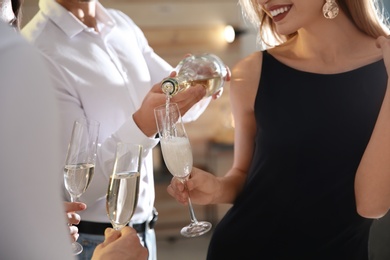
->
<box><xmin>63</xmin><ymin>117</ymin><xmax>100</xmax><ymax>255</ymax></box>
<box><xmin>106</xmin><ymin>143</ymin><xmax>143</xmax><ymax>230</ymax></box>
<box><xmin>154</xmin><ymin>102</ymin><xmax>212</xmax><ymax>237</ymax></box>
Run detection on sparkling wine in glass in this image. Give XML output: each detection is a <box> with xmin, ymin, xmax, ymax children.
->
<box><xmin>106</xmin><ymin>142</ymin><xmax>143</xmax><ymax>230</ymax></box>
<box><xmin>154</xmin><ymin>102</ymin><xmax>212</xmax><ymax>237</ymax></box>
<box><xmin>63</xmin><ymin>117</ymin><xmax>100</xmax><ymax>255</ymax></box>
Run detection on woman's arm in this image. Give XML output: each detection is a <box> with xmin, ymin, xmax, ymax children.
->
<box><xmin>355</xmin><ymin>36</ymin><xmax>390</xmax><ymax>218</ymax></box>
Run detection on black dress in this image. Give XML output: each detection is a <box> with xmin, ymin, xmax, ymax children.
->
<box><xmin>207</xmin><ymin>51</ymin><xmax>388</xmax><ymax>260</ymax></box>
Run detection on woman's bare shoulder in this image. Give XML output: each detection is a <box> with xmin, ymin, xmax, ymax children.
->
<box><xmin>231</xmin><ymin>51</ymin><xmax>263</xmax><ymax>88</ymax></box>
<box><xmin>229</xmin><ymin>51</ymin><xmax>263</xmax><ymax>111</ymax></box>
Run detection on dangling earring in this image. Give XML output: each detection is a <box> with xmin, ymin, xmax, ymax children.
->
<box><xmin>322</xmin><ymin>0</ymin><xmax>339</xmax><ymax>19</ymax></box>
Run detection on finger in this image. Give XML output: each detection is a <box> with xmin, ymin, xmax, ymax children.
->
<box><xmin>212</xmin><ymin>88</ymin><xmax>224</xmax><ymax>100</ymax></box>
<box><xmin>104</xmin><ymin>227</ymin><xmax>114</xmax><ymax>236</ymax></box>
<box><xmin>169</xmin><ymin>70</ymin><xmax>177</xmax><ymax>77</ymax></box>
<box><xmin>67</xmin><ymin>212</ymin><xmax>81</xmax><ymax>225</ymax></box>
<box><xmin>167</xmin><ymin>183</ymin><xmax>174</xmax><ymax>196</ymax></box>
<box><xmin>167</xmin><ymin>180</ymin><xmax>188</xmax><ymax>205</ymax></box>
<box><xmin>171</xmin><ymin>177</ymin><xmax>185</xmax><ymax>192</ymax></box>
<box><xmin>120</xmin><ymin>227</ymin><xmax>149</xmax><ymax>258</ymax></box>
<box><xmin>101</xmin><ymin>228</ymin><xmax>121</xmax><ymax>247</ymax></box>
<box><xmin>120</xmin><ymin>226</ymin><xmax>138</xmax><ymax>237</ymax></box>
<box><xmin>225</xmin><ymin>65</ymin><xmax>232</xmax><ymax>81</ymax></box>
<box><xmin>68</xmin><ymin>225</ymin><xmax>79</xmax><ymax>242</ymax></box>
<box><xmin>63</xmin><ymin>201</ymin><xmax>87</xmax><ymax>213</ymax></box>
<box><xmin>167</xmin><ymin>185</ymin><xmax>187</xmax><ymax>204</ymax></box>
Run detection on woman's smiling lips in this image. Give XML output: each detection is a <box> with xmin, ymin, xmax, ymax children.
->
<box><xmin>267</xmin><ymin>5</ymin><xmax>292</xmax><ymax>22</ymax></box>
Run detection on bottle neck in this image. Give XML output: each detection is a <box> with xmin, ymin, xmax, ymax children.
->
<box><xmin>161</xmin><ymin>77</ymin><xmax>179</xmax><ymax>97</ymax></box>
<box><xmin>161</xmin><ymin>73</ymin><xmax>191</xmax><ymax>96</ymax></box>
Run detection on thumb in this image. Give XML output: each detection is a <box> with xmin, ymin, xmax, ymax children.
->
<box><xmin>101</xmin><ymin>228</ymin><xmax>121</xmax><ymax>246</ymax></box>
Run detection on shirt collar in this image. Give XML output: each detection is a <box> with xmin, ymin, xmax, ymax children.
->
<box><xmin>39</xmin><ymin>0</ymin><xmax>115</xmax><ymax>38</ymax></box>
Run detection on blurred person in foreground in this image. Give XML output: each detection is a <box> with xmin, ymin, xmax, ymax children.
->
<box><xmin>1</xmin><ymin>0</ymin><xmax>88</xmax><ymax>246</ymax></box>
<box><xmin>168</xmin><ymin>0</ymin><xmax>390</xmax><ymax>259</ymax></box>
<box><xmin>0</xmin><ymin>0</ymin><xmax>88</xmax><ymax>247</ymax></box>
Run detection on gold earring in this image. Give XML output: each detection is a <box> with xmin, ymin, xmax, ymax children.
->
<box><xmin>322</xmin><ymin>0</ymin><xmax>339</xmax><ymax>19</ymax></box>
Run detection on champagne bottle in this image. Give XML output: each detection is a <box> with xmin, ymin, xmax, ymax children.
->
<box><xmin>161</xmin><ymin>53</ymin><xmax>228</xmax><ymax>97</ymax></box>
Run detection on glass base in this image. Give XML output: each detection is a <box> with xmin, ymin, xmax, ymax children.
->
<box><xmin>72</xmin><ymin>242</ymin><xmax>83</xmax><ymax>255</ymax></box>
<box><xmin>180</xmin><ymin>221</ymin><xmax>212</xmax><ymax>238</ymax></box>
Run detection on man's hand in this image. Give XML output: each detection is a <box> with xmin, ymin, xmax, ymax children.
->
<box><xmin>64</xmin><ymin>201</ymin><xmax>86</xmax><ymax>242</ymax></box>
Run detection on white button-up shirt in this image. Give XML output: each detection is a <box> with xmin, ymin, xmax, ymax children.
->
<box><xmin>22</xmin><ymin>0</ymin><xmax>209</xmax><ymax>224</ymax></box>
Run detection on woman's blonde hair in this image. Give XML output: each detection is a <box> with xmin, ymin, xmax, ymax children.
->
<box><xmin>239</xmin><ymin>0</ymin><xmax>390</xmax><ymax>49</ymax></box>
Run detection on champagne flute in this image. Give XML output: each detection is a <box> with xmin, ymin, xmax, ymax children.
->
<box><xmin>106</xmin><ymin>142</ymin><xmax>143</xmax><ymax>230</ymax></box>
<box><xmin>154</xmin><ymin>102</ymin><xmax>212</xmax><ymax>237</ymax></box>
<box><xmin>63</xmin><ymin>117</ymin><xmax>100</xmax><ymax>255</ymax></box>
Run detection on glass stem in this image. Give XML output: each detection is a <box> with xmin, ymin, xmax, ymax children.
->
<box><xmin>70</xmin><ymin>195</ymin><xmax>79</xmax><ymax>203</ymax></box>
<box><xmin>69</xmin><ymin>195</ymin><xmax>78</xmax><ymax>228</ymax></box>
<box><xmin>184</xmin><ymin>181</ymin><xmax>198</xmax><ymax>225</ymax></box>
